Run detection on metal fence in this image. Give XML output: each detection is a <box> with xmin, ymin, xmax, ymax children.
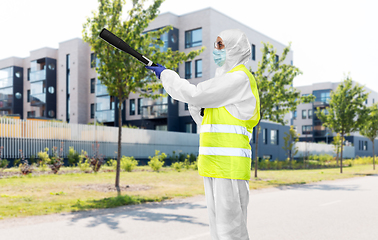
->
<box><xmin>0</xmin><ymin>118</ymin><xmax>200</xmax><ymax>160</ymax></box>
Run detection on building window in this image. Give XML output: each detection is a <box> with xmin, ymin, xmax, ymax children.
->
<box><xmin>263</xmin><ymin>128</ymin><xmax>268</xmax><ymax>144</ymax></box>
<box><xmin>185</xmin><ymin>123</ymin><xmax>192</xmax><ymax>133</ymax></box>
<box><xmin>138</xmin><ymin>98</ymin><xmax>143</xmax><ymax>115</ymax></box>
<box><xmin>130</xmin><ymin>99</ymin><xmax>135</xmax><ymax>115</ymax></box>
<box><xmin>364</xmin><ymin>141</ymin><xmax>367</xmax><ymax>151</ymax></box>
<box><xmin>185</xmin><ymin>28</ymin><xmax>202</xmax><ymax>48</ymax></box>
<box><xmin>308</xmin><ymin>109</ymin><xmax>312</xmax><ymax>119</ymax></box>
<box><xmin>195</xmin><ymin>59</ymin><xmax>202</xmax><ymax>78</ymax></box>
<box><xmin>263</xmin><ymin>155</ymin><xmax>272</xmax><ymax>160</ymax></box>
<box><xmin>252</xmin><ymin>128</ymin><xmax>256</xmax><ymax>143</ymax></box>
<box><xmin>185</xmin><ymin>103</ymin><xmax>189</xmax><ymax>111</ymax></box>
<box><xmin>90</xmin><ymin>78</ymin><xmax>95</xmax><ymax>94</ymax></box>
<box><xmin>291</xmin><ymin>60</ymin><xmax>293</xmax><ymax>66</ymax></box>
<box><xmin>302</xmin><ymin>110</ymin><xmax>306</xmax><ymax>119</ymax></box>
<box><xmin>373</xmin><ymin>99</ymin><xmax>375</xmax><ymax>104</ymax></box>
<box><xmin>302</xmin><ymin>125</ymin><xmax>312</xmax><ymax>135</ymax></box>
<box><xmin>156</xmin><ymin>125</ymin><xmax>167</xmax><ymax>131</ymax></box>
<box><xmin>270</xmin><ymin>129</ymin><xmax>278</xmax><ymax>145</ymax></box>
<box><xmin>185</xmin><ymin>61</ymin><xmax>192</xmax><ymax>79</ymax></box>
<box><xmin>293</xmin><ymin>110</ymin><xmax>297</xmax><ymax>119</ymax></box>
<box><xmin>27</xmin><ymin>68</ymin><xmax>31</xmax><ymax>81</ymax></box>
<box><xmin>27</xmin><ymin>90</ymin><xmax>30</xmax><ymax>102</ymax></box>
<box><xmin>91</xmin><ymin>53</ymin><xmax>99</xmax><ymax>68</ymax></box>
<box><xmin>251</xmin><ymin>44</ymin><xmax>256</xmax><ymax>61</ymax></box>
<box><xmin>365</xmin><ymin>99</ymin><xmax>368</xmax><ymax>104</ymax></box>
<box><xmin>275</xmin><ymin>55</ymin><xmax>279</xmax><ymax>63</ymax></box>
<box><xmin>90</xmin><ymin>103</ymin><xmax>95</xmax><ymax>119</ymax></box>
<box><xmin>27</xmin><ymin>111</ymin><xmax>35</xmax><ymax>118</ymax></box>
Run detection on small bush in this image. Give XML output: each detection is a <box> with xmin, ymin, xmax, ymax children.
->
<box><xmin>0</xmin><ymin>146</ymin><xmax>9</xmax><ymax>173</ymax></box>
<box><xmin>148</xmin><ymin>150</ymin><xmax>166</xmax><ymax>172</ymax></box>
<box><xmin>77</xmin><ymin>150</ymin><xmax>91</xmax><ymax>173</ymax></box>
<box><xmin>38</xmin><ymin>148</ymin><xmax>50</xmax><ymax>167</ymax></box>
<box><xmin>49</xmin><ymin>143</ymin><xmax>64</xmax><ymax>174</ymax></box>
<box><xmin>67</xmin><ymin>147</ymin><xmax>80</xmax><ymax>167</ymax></box>
<box><xmin>172</xmin><ymin>162</ymin><xmax>183</xmax><ymax>172</ymax></box>
<box><xmin>19</xmin><ymin>149</ymin><xmax>34</xmax><ymax>175</ymax></box>
<box><xmin>88</xmin><ymin>142</ymin><xmax>105</xmax><ymax>172</ymax></box>
<box><xmin>120</xmin><ymin>156</ymin><xmax>138</xmax><ymax>172</ymax></box>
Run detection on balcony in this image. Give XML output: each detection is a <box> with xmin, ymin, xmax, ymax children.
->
<box><xmin>142</xmin><ymin>104</ymin><xmax>168</xmax><ymax>119</ymax></box>
<box><xmin>0</xmin><ymin>96</ymin><xmax>12</xmax><ymax>110</ymax></box>
<box><xmin>96</xmin><ymin>84</ymin><xmax>108</xmax><ymax>96</ymax></box>
<box><xmin>96</xmin><ymin>109</ymin><xmax>114</xmax><ymax>123</ymax></box>
<box><xmin>30</xmin><ymin>69</ymin><xmax>46</xmax><ymax>82</ymax></box>
<box><xmin>0</xmin><ymin>77</ymin><xmax>13</xmax><ymax>89</ymax></box>
<box><xmin>30</xmin><ymin>93</ymin><xmax>46</xmax><ymax>106</ymax></box>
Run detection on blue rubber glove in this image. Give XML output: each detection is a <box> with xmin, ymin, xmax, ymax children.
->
<box><xmin>145</xmin><ymin>63</ymin><xmax>166</xmax><ymax>79</ymax></box>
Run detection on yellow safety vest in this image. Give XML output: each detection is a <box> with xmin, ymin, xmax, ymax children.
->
<box><xmin>198</xmin><ymin>64</ymin><xmax>260</xmax><ymax>180</ymax></box>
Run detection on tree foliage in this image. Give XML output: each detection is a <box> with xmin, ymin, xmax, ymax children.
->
<box><xmin>251</xmin><ymin>42</ymin><xmax>315</xmax><ymax>177</ymax></box>
<box><xmin>82</xmin><ymin>0</ymin><xmax>204</xmax><ymax>195</ymax></box>
<box><xmin>359</xmin><ymin>103</ymin><xmax>378</xmax><ymax>170</ymax></box>
<box><xmin>282</xmin><ymin>125</ymin><xmax>300</xmax><ymax>169</ymax></box>
<box><xmin>315</xmin><ymin>74</ymin><xmax>369</xmax><ymax>173</ymax></box>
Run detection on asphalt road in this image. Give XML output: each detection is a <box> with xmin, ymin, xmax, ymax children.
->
<box><xmin>1</xmin><ymin>174</ymin><xmax>378</xmax><ymax>240</ymax></box>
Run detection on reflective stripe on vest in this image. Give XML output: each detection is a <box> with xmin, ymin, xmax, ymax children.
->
<box><xmin>199</xmin><ymin>147</ymin><xmax>252</xmax><ymax>158</ymax></box>
<box><xmin>200</xmin><ymin>124</ymin><xmax>252</xmax><ymax>141</ymax></box>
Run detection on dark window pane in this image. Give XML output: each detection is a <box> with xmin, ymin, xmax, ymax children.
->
<box><xmin>185</xmin><ymin>61</ymin><xmax>192</xmax><ymax>79</ymax></box>
<box><xmin>90</xmin><ymin>103</ymin><xmax>94</xmax><ymax>119</ymax></box>
<box><xmin>185</xmin><ymin>103</ymin><xmax>189</xmax><ymax>110</ymax></box>
<box><xmin>138</xmin><ymin>98</ymin><xmax>143</xmax><ymax>115</ymax></box>
<box><xmin>27</xmin><ymin>90</ymin><xmax>30</xmax><ymax>102</ymax></box>
<box><xmin>251</xmin><ymin>44</ymin><xmax>256</xmax><ymax>60</ymax></box>
<box><xmin>90</xmin><ymin>78</ymin><xmax>95</xmax><ymax>93</ymax></box>
<box><xmin>130</xmin><ymin>99</ymin><xmax>135</xmax><ymax>115</ymax></box>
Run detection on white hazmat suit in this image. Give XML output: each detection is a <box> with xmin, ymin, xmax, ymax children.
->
<box><xmin>157</xmin><ymin>29</ymin><xmax>256</xmax><ymax>240</ymax></box>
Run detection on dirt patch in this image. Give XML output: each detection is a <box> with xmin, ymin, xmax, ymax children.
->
<box><xmin>77</xmin><ymin>183</ymin><xmax>152</xmax><ymax>192</ymax></box>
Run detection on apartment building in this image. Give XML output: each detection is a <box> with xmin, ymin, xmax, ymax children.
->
<box><xmin>293</xmin><ymin>81</ymin><xmax>378</xmax><ymax>157</ymax></box>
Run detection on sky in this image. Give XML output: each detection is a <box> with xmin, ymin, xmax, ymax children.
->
<box><xmin>0</xmin><ymin>0</ymin><xmax>377</xmax><ymax>91</ymax></box>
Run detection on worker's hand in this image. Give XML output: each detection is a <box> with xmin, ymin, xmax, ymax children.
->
<box><xmin>145</xmin><ymin>63</ymin><xmax>166</xmax><ymax>79</ymax></box>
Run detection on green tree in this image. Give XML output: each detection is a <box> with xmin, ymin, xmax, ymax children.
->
<box><xmin>359</xmin><ymin>103</ymin><xmax>378</xmax><ymax>170</ymax></box>
<box><xmin>83</xmin><ymin>0</ymin><xmax>204</xmax><ymax>195</ymax></box>
<box><xmin>282</xmin><ymin>125</ymin><xmax>300</xmax><ymax>169</ymax></box>
<box><xmin>315</xmin><ymin>75</ymin><xmax>369</xmax><ymax>173</ymax></box>
<box><xmin>251</xmin><ymin>42</ymin><xmax>315</xmax><ymax>178</ymax></box>
<box><xmin>331</xmin><ymin>132</ymin><xmax>344</xmax><ymax>166</ymax></box>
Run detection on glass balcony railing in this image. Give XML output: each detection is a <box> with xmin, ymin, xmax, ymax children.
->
<box><xmin>96</xmin><ymin>84</ymin><xmax>108</xmax><ymax>96</ymax></box>
<box><xmin>96</xmin><ymin>109</ymin><xmax>114</xmax><ymax>123</ymax></box>
<box><xmin>0</xmin><ymin>96</ymin><xmax>12</xmax><ymax>109</ymax></box>
<box><xmin>30</xmin><ymin>69</ymin><xmax>46</xmax><ymax>82</ymax></box>
<box><xmin>30</xmin><ymin>93</ymin><xmax>46</xmax><ymax>106</ymax></box>
<box><xmin>142</xmin><ymin>104</ymin><xmax>168</xmax><ymax>119</ymax></box>
<box><xmin>0</xmin><ymin>77</ymin><xmax>13</xmax><ymax>89</ymax></box>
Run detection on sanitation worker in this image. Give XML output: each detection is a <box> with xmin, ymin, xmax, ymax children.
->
<box><xmin>146</xmin><ymin>29</ymin><xmax>260</xmax><ymax>240</ymax></box>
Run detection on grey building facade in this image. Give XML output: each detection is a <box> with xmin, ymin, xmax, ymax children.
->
<box><xmin>293</xmin><ymin>81</ymin><xmax>378</xmax><ymax>157</ymax></box>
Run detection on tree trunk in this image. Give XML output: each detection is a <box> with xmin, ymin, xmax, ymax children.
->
<box><xmin>254</xmin><ymin>124</ymin><xmax>260</xmax><ymax>178</ymax></box>
<box><xmin>336</xmin><ymin>146</ymin><xmax>339</xmax><ymax>166</ymax></box>
<box><xmin>115</xmin><ymin>102</ymin><xmax>122</xmax><ymax>196</ymax></box>
<box><xmin>372</xmin><ymin>140</ymin><xmax>375</xmax><ymax>171</ymax></box>
<box><xmin>340</xmin><ymin>133</ymin><xmax>344</xmax><ymax>174</ymax></box>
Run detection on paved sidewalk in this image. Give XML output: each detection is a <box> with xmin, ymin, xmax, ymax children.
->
<box><xmin>1</xmin><ymin>175</ymin><xmax>377</xmax><ymax>240</ymax></box>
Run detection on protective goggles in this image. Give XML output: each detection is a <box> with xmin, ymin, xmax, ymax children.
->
<box><xmin>214</xmin><ymin>40</ymin><xmax>225</xmax><ymax>50</ymax></box>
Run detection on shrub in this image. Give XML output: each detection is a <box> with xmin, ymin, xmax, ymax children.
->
<box><xmin>77</xmin><ymin>150</ymin><xmax>91</xmax><ymax>173</ymax></box>
<box><xmin>38</xmin><ymin>148</ymin><xmax>50</xmax><ymax>167</ymax></box>
<box><xmin>0</xmin><ymin>146</ymin><xmax>9</xmax><ymax>173</ymax></box>
<box><xmin>172</xmin><ymin>162</ymin><xmax>183</xmax><ymax>172</ymax></box>
<box><xmin>148</xmin><ymin>150</ymin><xmax>166</xmax><ymax>172</ymax></box>
<box><xmin>29</xmin><ymin>155</ymin><xmax>37</xmax><ymax>165</ymax></box>
<box><xmin>19</xmin><ymin>149</ymin><xmax>34</xmax><ymax>175</ymax></box>
<box><xmin>183</xmin><ymin>155</ymin><xmax>191</xmax><ymax>170</ymax></box>
<box><xmin>67</xmin><ymin>146</ymin><xmax>80</xmax><ymax>167</ymax></box>
<box><xmin>88</xmin><ymin>142</ymin><xmax>105</xmax><ymax>172</ymax></box>
<box><xmin>120</xmin><ymin>156</ymin><xmax>138</xmax><ymax>172</ymax></box>
<box><xmin>48</xmin><ymin>142</ymin><xmax>64</xmax><ymax>174</ymax></box>
<box><xmin>190</xmin><ymin>159</ymin><xmax>198</xmax><ymax>170</ymax></box>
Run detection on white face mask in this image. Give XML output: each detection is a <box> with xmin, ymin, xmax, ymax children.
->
<box><xmin>213</xmin><ymin>49</ymin><xmax>226</xmax><ymax>67</ymax></box>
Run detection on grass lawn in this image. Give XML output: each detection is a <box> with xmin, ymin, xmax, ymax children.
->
<box><xmin>0</xmin><ymin>164</ymin><xmax>376</xmax><ymax>220</ymax></box>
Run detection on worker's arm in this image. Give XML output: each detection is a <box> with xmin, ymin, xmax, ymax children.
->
<box><xmin>160</xmin><ymin>69</ymin><xmax>252</xmax><ymax>108</ymax></box>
